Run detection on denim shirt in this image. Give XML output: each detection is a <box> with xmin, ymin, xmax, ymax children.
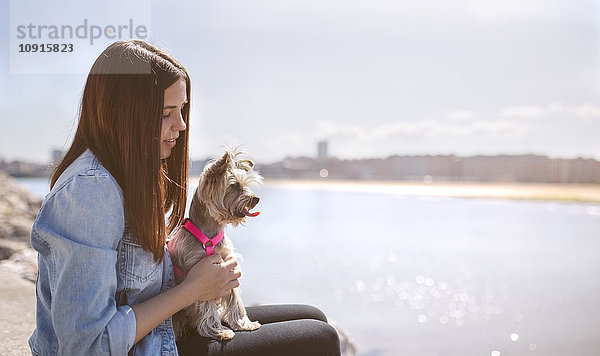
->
<box><xmin>28</xmin><ymin>149</ymin><xmax>179</xmax><ymax>355</ymax></box>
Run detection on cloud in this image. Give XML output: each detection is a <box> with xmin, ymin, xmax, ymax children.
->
<box><xmin>315</xmin><ymin>117</ymin><xmax>527</xmax><ymax>142</ymax></box>
<box><xmin>206</xmin><ymin>100</ymin><xmax>600</xmax><ymax>162</ymax></box>
<box><xmin>573</xmin><ymin>103</ymin><xmax>600</xmax><ymax>118</ymax></box>
<box><xmin>499</xmin><ymin>103</ymin><xmax>600</xmax><ymax>119</ymax></box>
<box><xmin>499</xmin><ymin>105</ymin><xmax>545</xmax><ymax>119</ymax></box>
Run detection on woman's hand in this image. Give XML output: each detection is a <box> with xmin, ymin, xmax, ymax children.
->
<box><xmin>131</xmin><ymin>254</ymin><xmax>241</xmax><ymax>344</ymax></box>
<box><xmin>181</xmin><ymin>254</ymin><xmax>241</xmax><ymax>302</ymax></box>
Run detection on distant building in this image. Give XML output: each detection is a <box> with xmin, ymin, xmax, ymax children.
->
<box><xmin>2</xmin><ymin>160</ymin><xmax>51</xmax><ymax>178</ymax></box>
<box><xmin>317</xmin><ymin>141</ymin><xmax>328</xmax><ymax>161</ymax></box>
<box><xmin>256</xmin><ymin>153</ymin><xmax>600</xmax><ymax>184</ymax></box>
<box><xmin>2</xmin><ymin>146</ymin><xmax>600</xmax><ymax>183</ymax></box>
<box><xmin>51</xmin><ymin>149</ymin><xmax>65</xmax><ymax>166</ymax></box>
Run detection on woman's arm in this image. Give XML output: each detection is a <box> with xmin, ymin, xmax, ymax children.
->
<box><xmin>131</xmin><ymin>254</ymin><xmax>241</xmax><ymax>344</ymax></box>
<box><xmin>32</xmin><ymin>174</ymin><xmax>136</xmax><ymax>354</ymax></box>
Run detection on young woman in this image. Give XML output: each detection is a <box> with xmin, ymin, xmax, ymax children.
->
<box><xmin>28</xmin><ymin>40</ymin><xmax>340</xmax><ymax>355</ymax></box>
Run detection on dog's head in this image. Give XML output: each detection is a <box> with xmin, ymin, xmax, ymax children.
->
<box><xmin>195</xmin><ymin>149</ymin><xmax>263</xmax><ymax>226</ymax></box>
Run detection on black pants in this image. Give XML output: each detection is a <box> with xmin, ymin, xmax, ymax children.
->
<box><xmin>176</xmin><ymin>304</ymin><xmax>341</xmax><ymax>356</ymax></box>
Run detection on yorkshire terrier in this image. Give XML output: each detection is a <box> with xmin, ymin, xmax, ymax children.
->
<box><xmin>168</xmin><ymin>149</ymin><xmax>263</xmax><ymax>340</ymax></box>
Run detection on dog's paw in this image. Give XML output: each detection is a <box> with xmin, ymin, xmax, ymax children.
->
<box><xmin>233</xmin><ymin>319</ymin><xmax>261</xmax><ymax>331</ymax></box>
<box><xmin>217</xmin><ymin>329</ymin><xmax>235</xmax><ymax>340</ymax></box>
<box><xmin>246</xmin><ymin>321</ymin><xmax>261</xmax><ymax>331</ymax></box>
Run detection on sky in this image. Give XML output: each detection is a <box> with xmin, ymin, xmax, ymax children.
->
<box><xmin>1</xmin><ymin>0</ymin><xmax>600</xmax><ymax>164</ymax></box>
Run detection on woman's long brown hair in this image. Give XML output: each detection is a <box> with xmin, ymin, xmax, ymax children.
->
<box><xmin>50</xmin><ymin>40</ymin><xmax>190</xmax><ymax>261</ymax></box>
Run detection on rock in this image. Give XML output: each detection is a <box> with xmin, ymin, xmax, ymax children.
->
<box><xmin>0</xmin><ymin>247</ymin><xmax>38</xmax><ymax>283</ymax></box>
<box><xmin>0</xmin><ymin>245</ymin><xmax>14</xmax><ymax>260</ymax></box>
<box><xmin>0</xmin><ymin>172</ymin><xmax>42</xmax><ymax>242</ymax></box>
<box><xmin>0</xmin><ymin>172</ymin><xmax>41</xmax><ymax>283</ymax></box>
<box><xmin>0</xmin><ymin>239</ymin><xmax>37</xmax><ymax>281</ymax></box>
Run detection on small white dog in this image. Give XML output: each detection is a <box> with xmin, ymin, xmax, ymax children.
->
<box><xmin>168</xmin><ymin>149</ymin><xmax>262</xmax><ymax>340</ymax></box>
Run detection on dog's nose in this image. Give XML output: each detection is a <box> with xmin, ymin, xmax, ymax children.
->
<box><xmin>250</xmin><ymin>196</ymin><xmax>259</xmax><ymax>207</ymax></box>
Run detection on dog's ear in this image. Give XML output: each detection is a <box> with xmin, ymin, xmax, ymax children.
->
<box><xmin>198</xmin><ymin>151</ymin><xmax>233</xmax><ymax>222</ymax></box>
<box><xmin>238</xmin><ymin>159</ymin><xmax>255</xmax><ymax>172</ymax></box>
<box><xmin>205</xmin><ymin>151</ymin><xmax>232</xmax><ymax>179</ymax></box>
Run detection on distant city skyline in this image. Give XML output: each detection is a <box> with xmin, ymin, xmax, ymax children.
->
<box><xmin>3</xmin><ymin>143</ymin><xmax>599</xmax><ymax>185</ymax></box>
<box><xmin>2</xmin><ymin>0</ymin><xmax>599</xmax><ymax>164</ymax></box>
<box><xmin>2</xmin><ymin>139</ymin><xmax>600</xmax><ymax>167</ymax></box>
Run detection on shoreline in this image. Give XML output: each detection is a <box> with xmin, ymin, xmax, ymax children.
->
<box><xmin>256</xmin><ymin>179</ymin><xmax>600</xmax><ymax>204</ymax></box>
<box><xmin>19</xmin><ymin>176</ymin><xmax>600</xmax><ymax>204</ymax></box>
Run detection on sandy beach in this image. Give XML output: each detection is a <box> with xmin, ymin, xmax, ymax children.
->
<box><xmin>257</xmin><ymin>179</ymin><xmax>600</xmax><ymax>203</ymax></box>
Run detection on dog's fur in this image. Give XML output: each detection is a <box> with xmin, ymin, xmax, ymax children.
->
<box><xmin>168</xmin><ymin>149</ymin><xmax>263</xmax><ymax>340</ymax></box>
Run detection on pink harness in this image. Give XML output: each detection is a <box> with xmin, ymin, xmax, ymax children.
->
<box><xmin>168</xmin><ymin>218</ymin><xmax>224</xmax><ymax>278</ymax></box>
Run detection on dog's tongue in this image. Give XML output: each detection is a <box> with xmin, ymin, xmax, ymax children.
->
<box><xmin>243</xmin><ymin>208</ymin><xmax>260</xmax><ymax>217</ymax></box>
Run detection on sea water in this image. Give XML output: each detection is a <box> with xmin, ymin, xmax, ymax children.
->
<box><xmin>17</xmin><ymin>177</ymin><xmax>600</xmax><ymax>356</ymax></box>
